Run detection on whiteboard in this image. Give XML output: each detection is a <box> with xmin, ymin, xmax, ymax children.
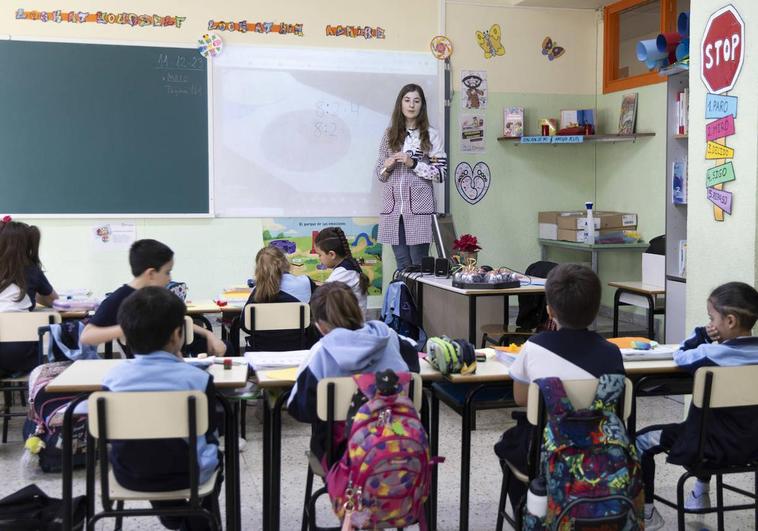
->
<box><xmin>212</xmin><ymin>46</ymin><xmax>441</xmax><ymax>217</ymax></box>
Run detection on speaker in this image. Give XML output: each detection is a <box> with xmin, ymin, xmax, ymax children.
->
<box><xmin>434</xmin><ymin>258</ymin><xmax>450</xmax><ymax>277</ymax></box>
<box><xmin>421</xmin><ymin>256</ymin><xmax>435</xmax><ymax>274</ymax></box>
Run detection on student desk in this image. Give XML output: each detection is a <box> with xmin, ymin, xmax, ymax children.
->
<box><xmin>430</xmin><ymin>356</ymin><xmax>684</xmax><ymax>531</ymax></box>
<box><xmin>254</xmin><ymin>361</ymin><xmax>443</xmax><ymax>531</ymax></box>
<box><xmin>47</xmin><ymin>358</ymin><xmax>249</xmax><ymax>531</ymax></box>
<box><xmin>400</xmin><ymin>274</ymin><xmax>545</xmax><ymax>344</ymax></box>
<box><xmin>538</xmin><ymin>239</ymin><xmax>649</xmax><ymax>273</ymax></box>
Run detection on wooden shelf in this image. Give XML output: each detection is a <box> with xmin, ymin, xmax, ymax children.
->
<box><xmin>498</xmin><ymin>133</ymin><xmax>655</xmax><ymax>144</ymax></box>
<box><xmin>673</xmin><ymin>134</ymin><xmax>688</xmax><ymax>139</ymax></box>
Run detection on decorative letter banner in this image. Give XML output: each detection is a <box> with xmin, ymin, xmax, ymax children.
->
<box><xmin>325</xmin><ymin>25</ymin><xmax>385</xmax><ymax>39</ymax></box>
<box><xmin>207</xmin><ymin>20</ymin><xmax>303</xmax><ymax>35</ymax></box>
<box><xmin>455</xmin><ymin>162</ymin><xmax>491</xmax><ymax>205</ymax></box>
<box><xmin>16</xmin><ymin>8</ymin><xmax>186</xmax><ymax>27</ymax></box>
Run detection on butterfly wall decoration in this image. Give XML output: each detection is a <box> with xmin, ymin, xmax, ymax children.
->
<box><xmin>476</xmin><ymin>24</ymin><xmax>505</xmax><ymax>59</ymax></box>
<box><xmin>541</xmin><ymin>36</ymin><xmax>565</xmax><ymax>61</ymax></box>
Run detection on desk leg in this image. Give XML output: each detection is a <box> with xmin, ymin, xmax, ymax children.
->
<box><xmin>468</xmin><ymin>295</ymin><xmax>477</xmax><ymax>345</ymax></box>
<box><xmin>215</xmin><ymin>395</ymin><xmax>238</xmax><ymax>531</ymax></box>
<box><xmin>62</xmin><ymin>394</ymin><xmax>88</xmax><ymax>531</ymax></box>
<box><xmin>459</xmin><ymin>385</ymin><xmax>482</xmax><ymax>531</ymax></box>
<box><xmin>591</xmin><ymin>250</ymin><xmax>598</xmax><ymax>273</ymax></box>
<box><xmin>430</xmin><ymin>391</ymin><xmax>440</xmax><ymax>531</ymax></box>
<box><xmin>417</xmin><ymin>281</ymin><xmax>424</xmax><ymax>331</ymax></box>
<box><xmin>262</xmin><ymin>391</ymin><xmax>272</xmax><ymax>531</ymax></box>
<box><xmin>613</xmin><ymin>289</ymin><xmax>622</xmax><ymax>337</ymax></box>
<box><xmin>503</xmin><ymin>295</ymin><xmax>510</xmax><ymax>330</ymax></box>
<box><xmin>271</xmin><ymin>390</ymin><xmax>291</xmax><ymax>531</ymax></box>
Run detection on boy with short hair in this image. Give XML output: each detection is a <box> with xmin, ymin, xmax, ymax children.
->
<box><xmin>494</xmin><ymin>264</ymin><xmax>624</xmax><ymax>510</ymax></box>
<box><xmin>81</xmin><ymin>239</ymin><xmax>226</xmax><ymax>356</ymax></box>
<box><xmin>103</xmin><ymin>286</ymin><xmax>221</xmax><ymax>530</ymax></box>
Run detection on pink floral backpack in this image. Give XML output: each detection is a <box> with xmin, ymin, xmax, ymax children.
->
<box><xmin>326</xmin><ymin>370</ymin><xmax>441</xmax><ymax>530</ymax></box>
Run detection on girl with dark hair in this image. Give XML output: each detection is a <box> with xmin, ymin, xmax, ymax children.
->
<box><xmin>314</xmin><ymin>227</ymin><xmax>369</xmax><ymax>316</ymax></box>
<box><xmin>375</xmin><ymin>84</ymin><xmax>447</xmax><ymax>270</ymax></box>
<box><xmin>636</xmin><ymin>281</ymin><xmax>758</xmax><ymax>530</ymax></box>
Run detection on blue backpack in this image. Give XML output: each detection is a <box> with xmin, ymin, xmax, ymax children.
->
<box><xmin>381</xmin><ymin>279</ymin><xmax>427</xmax><ymax>351</ymax></box>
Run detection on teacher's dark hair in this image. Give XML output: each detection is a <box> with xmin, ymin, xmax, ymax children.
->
<box><xmin>388</xmin><ymin>84</ymin><xmax>431</xmax><ymax>153</ymax></box>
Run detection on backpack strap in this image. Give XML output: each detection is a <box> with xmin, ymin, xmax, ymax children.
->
<box><xmin>590</xmin><ymin>373</ymin><xmax>625</xmax><ymax>411</ymax></box>
<box><xmin>535</xmin><ymin>377</ymin><xmax>574</xmax><ymax>417</ymax></box>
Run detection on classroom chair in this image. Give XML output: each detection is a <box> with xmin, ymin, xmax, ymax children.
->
<box><xmin>496</xmin><ymin>377</ymin><xmax>633</xmax><ymax>531</ymax></box>
<box><xmin>85</xmin><ymin>390</ymin><xmax>222</xmax><ymax>531</ymax></box>
<box><xmin>609</xmin><ymin>252</ymin><xmax>666</xmax><ymax>340</ymax></box>
<box><xmin>301</xmin><ymin>374</ymin><xmax>423</xmax><ymax>531</ymax></box>
<box><xmin>0</xmin><ymin>312</ymin><xmax>61</xmax><ymax>443</ymax></box>
<box><xmin>652</xmin><ymin>366</ymin><xmax>758</xmax><ymax>531</ymax></box>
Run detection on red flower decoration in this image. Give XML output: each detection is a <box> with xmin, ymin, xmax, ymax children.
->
<box><xmin>1</xmin><ymin>215</ymin><xmax>11</xmax><ymax>224</ymax></box>
<box><xmin>452</xmin><ymin>234</ymin><xmax>481</xmax><ymax>253</ymax></box>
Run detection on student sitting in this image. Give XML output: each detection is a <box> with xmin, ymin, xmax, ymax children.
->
<box><xmin>0</xmin><ymin>219</ymin><xmax>59</xmax><ymax>376</ymax></box>
<box><xmin>80</xmin><ymin>239</ymin><xmax>226</xmax><ymax>357</ymax></box>
<box><xmin>103</xmin><ymin>286</ymin><xmax>221</xmax><ymax>531</ymax></box>
<box><xmin>313</xmin><ymin>227</ymin><xmax>369</xmax><ymax>317</ymax></box>
<box><xmin>287</xmin><ymin>282</ymin><xmax>418</xmax><ymax>468</ymax></box>
<box><xmin>494</xmin><ymin>263</ymin><xmax>624</xmax><ymax>512</ymax></box>
<box><xmin>241</xmin><ymin>245</ymin><xmax>317</xmax><ymax>352</ymax></box>
<box><xmin>636</xmin><ymin>281</ymin><xmax>758</xmax><ymax>530</ymax></box>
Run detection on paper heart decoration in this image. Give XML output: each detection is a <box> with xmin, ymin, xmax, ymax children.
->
<box><xmin>455</xmin><ymin>161</ymin><xmax>491</xmax><ymax>205</ymax></box>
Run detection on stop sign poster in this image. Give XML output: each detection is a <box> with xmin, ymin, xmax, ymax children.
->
<box><xmin>701</xmin><ymin>5</ymin><xmax>744</xmax><ymax>221</ymax></box>
<box><xmin>701</xmin><ymin>5</ymin><xmax>745</xmax><ymax>94</ymax></box>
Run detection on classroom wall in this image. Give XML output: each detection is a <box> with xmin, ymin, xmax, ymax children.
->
<box><xmin>2</xmin><ymin>0</ymin><xmax>439</xmax><ymax>300</ymax></box>
<box><xmin>685</xmin><ymin>0</ymin><xmax>758</xmax><ymax>330</ymax></box>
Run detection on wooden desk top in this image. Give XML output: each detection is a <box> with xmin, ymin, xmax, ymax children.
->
<box><xmin>410</xmin><ymin>275</ymin><xmax>545</xmax><ymax>296</ymax></box>
<box><xmin>46</xmin><ymin>358</ymin><xmax>249</xmax><ymax>393</ymax></box>
<box><xmin>608</xmin><ymin>281</ymin><xmax>666</xmax><ymax>295</ymax></box>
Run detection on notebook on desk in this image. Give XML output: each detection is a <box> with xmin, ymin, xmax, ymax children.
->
<box><xmin>620</xmin><ymin>344</ymin><xmax>678</xmax><ymax>361</ymax></box>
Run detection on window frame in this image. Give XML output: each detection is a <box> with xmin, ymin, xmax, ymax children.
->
<box><xmin>603</xmin><ymin>0</ymin><xmax>678</xmax><ymax>94</ymax></box>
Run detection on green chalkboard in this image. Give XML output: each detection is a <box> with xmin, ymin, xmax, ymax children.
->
<box><xmin>0</xmin><ymin>40</ymin><xmax>209</xmax><ymax>214</ymax></box>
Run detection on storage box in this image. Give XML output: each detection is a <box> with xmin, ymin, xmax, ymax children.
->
<box><xmin>539</xmin><ymin>211</ymin><xmax>638</xmax><ymax>240</ymax></box>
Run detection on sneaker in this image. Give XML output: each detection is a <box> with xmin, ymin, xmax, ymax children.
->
<box><xmin>218</xmin><ymin>436</ymin><xmax>247</xmax><ymax>453</ymax></box>
<box><xmin>644</xmin><ymin>507</ymin><xmax>665</xmax><ymax>531</ymax></box>
<box><xmin>685</xmin><ymin>490</ymin><xmax>712</xmax><ymax>510</ymax></box>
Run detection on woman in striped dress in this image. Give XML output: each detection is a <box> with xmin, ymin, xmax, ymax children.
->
<box><xmin>375</xmin><ymin>84</ymin><xmax>447</xmax><ymax>270</ymax></box>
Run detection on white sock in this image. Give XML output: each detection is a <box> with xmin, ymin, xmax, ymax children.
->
<box><xmin>644</xmin><ymin>503</ymin><xmax>655</xmax><ymax>518</ymax></box>
<box><xmin>693</xmin><ymin>479</ymin><xmax>711</xmax><ymax>497</ymax></box>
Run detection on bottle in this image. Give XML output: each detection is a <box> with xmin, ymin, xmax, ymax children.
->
<box><xmin>584</xmin><ymin>201</ymin><xmax>595</xmax><ymax>244</ymax></box>
<box><xmin>526</xmin><ymin>477</ymin><xmax>547</xmax><ymax>517</ymax></box>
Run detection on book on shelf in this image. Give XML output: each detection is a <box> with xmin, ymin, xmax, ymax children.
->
<box><xmin>503</xmin><ymin>106</ymin><xmax>524</xmax><ymax>137</ymax></box>
<box><xmin>672</xmin><ymin>158</ymin><xmax>687</xmax><ymax>204</ymax></box>
<box><xmin>675</xmin><ymin>88</ymin><xmax>688</xmax><ymax>135</ymax></box>
<box><xmin>678</xmin><ymin>240</ymin><xmax>687</xmax><ymax>278</ymax></box>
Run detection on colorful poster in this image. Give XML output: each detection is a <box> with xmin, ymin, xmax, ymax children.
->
<box><xmin>261</xmin><ymin>218</ymin><xmax>383</xmax><ymax>295</ymax></box>
<box><xmin>91</xmin><ymin>223</ymin><xmax>136</xmax><ymax>250</ymax></box>
<box><xmin>705</xmin><ymin>141</ymin><xmax>734</xmax><ymax>160</ymax></box>
<box><xmin>454</xmin><ymin>162</ymin><xmax>491</xmax><ymax>205</ymax></box>
<box><xmin>459</xmin><ymin>114</ymin><xmax>485</xmax><ymax>153</ymax></box>
<box><xmin>705</xmin><ymin>114</ymin><xmax>735</xmax><ymax>141</ymax></box>
<box><xmin>705</xmin><ymin>161</ymin><xmax>736</xmax><ymax>187</ymax></box>
<box><xmin>461</xmin><ymin>70</ymin><xmax>487</xmax><ymax>110</ymax></box>
<box><xmin>707</xmin><ymin>187</ymin><xmax>733</xmax><ymax>214</ymax></box>
<box><xmin>705</xmin><ymin>93</ymin><xmax>738</xmax><ymax>119</ymax></box>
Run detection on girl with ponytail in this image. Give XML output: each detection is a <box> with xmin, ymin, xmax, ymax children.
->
<box><xmin>314</xmin><ymin>227</ymin><xmax>369</xmax><ymax>316</ymax></box>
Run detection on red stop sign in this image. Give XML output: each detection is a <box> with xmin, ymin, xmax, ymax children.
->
<box><xmin>701</xmin><ymin>5</ymin><xmax>745</xmax><ymax>94</ymax></box>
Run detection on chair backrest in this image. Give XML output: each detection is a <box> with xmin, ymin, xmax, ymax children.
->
<box><xmin>526</xmin><ymin>377</ymin><xmax>634</xmax><ymax>426</ymax></box>
<box><xmin>243</xmin><ymin>302</ymin><xmax>310</xmax><ymax>332</ymax></box>
<box><xmin>692</xmin><ymin>365</ymin><xmax>758</xmax><ymax>409</ymax></box>
<box><xmin>0</xmin><ymin>311</ymin><xmax>61</xmax><ymax>343</ymax></box>
<box><xmin>87</xmin><ymin>390</ymin><xmax>208</xmax><ymax>439</ymax></box>
<box><xmin>316</xmin><ymin>373</ymin><xmax>423</xmax><ymax>421</ymax></box>
<box><xmin>183</xmin><ymin>315</ymin><xmax>194</xmax><ymax>345</ymax></box>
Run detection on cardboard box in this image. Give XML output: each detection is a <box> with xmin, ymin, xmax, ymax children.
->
<box><xmin>538</xmin><ymin>211</ymin><xmax>638</xmax><ymax>240</ymax></box>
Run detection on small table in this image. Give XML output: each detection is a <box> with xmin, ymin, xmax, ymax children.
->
<box><xmin>48</xmin><ymin>358</ymin><xmax>249</xmax><ymax>531</ymax></box>
<box><xmin>400</xmin><ymin>274</ymin><xmax>545</xmax><ymax>345</ymax></box>
<box><xmin>608</xmin><ymin>281</ymin><xmax>666</xmax><ymax>338</ymax></box>
<box><xmin>538</xmin><ymin>239</ymin><xmax>649</xmax><ymax>273</ymax></box>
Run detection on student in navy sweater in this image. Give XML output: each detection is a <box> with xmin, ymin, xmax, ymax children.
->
<box><xmin>103</xmin><ymin>286</ymin><xmax>221</xmax><ymax>531</ymax></box>
<box><xmin>241</xmin><ymin>245</ymin><xmax>317</xmax><ymax>352</ymax></box>
<box><xmin>637</xmin><ymin>281</ymin><xmax>758</xmax><ymax>530</ymax></box>
<box><xmin>287</xmin><ymin>282</ymin><xmax>418</xmax><ymax>468</ymax></box>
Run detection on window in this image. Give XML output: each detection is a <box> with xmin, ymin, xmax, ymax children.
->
<box><xmin>603</xmin><ymin>0</ymin><xmax>679</xmax><ymax>94</ymax></box>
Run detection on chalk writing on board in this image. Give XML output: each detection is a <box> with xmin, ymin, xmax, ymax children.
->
<box><xmin>312</xmin><ymin>100</ymin><xmax>359</xmax><ymax>140</ymax></box>
<box><xmin>155</xmin><ymin>53</ymin><xmax>204</xmax><ymax>72</ymax></box>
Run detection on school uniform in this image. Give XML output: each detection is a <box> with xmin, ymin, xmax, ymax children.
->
<box><xmin>636</xmin><ymin>329</ymin><xmax>758</xmax><ymax>504</ymax></box>
<box><xmin>287</xmin><ymin>320</ymin><xmax>411</xmax><ymax>462</ymax></box>
<box><xmin>24</xmin><ymin>265</ymin><xmax>54</xmax><ymax>311</ymax></box>
<box><xmin>243</xmin><ymin>273</ymin><xmax>317</xmax><ymax>352</ymax></box>
<box><xmin>325</xmin><ymin>259</ymin><xmax>367</xmax><ymax>317</ymax></box>
<box><xmin>103</xmin><ymin>351</ymin><xmax>222</xmax><ymax>530</ymax></box>
<box><xmin>375</xmin><ymin>127</ymin><xmax>447</xmax><ymax>268</ymax></box>
<box><xmin>494</xmin><ymin>328</ymin><xmax>624</xmax><ymax>510</ymax></box>
<box><xmin>89</xmin><ymin>284</ymin><xmax>136</xmax><ymax>328</ymax></box>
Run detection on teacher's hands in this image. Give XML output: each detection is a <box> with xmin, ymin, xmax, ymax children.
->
<box><xmin>393</xmin><ymin>152</ymin><xmax>415</xmax><ymax>168</ymax></box>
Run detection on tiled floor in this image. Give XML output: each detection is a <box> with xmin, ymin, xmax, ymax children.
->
<box><xmin>1</xmin><ymin>315</ymin><xmax>755</xmax><ymax>530</ymax></box>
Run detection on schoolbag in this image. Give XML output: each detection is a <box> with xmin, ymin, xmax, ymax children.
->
<box><xmin>326</xmin><ymin>371</ymin><xmax>436</xmax><ymax>530</ymax></box>
<box><xmin>381</xmin><ymin>278</ymin><xmax>427</xmax><ymax>350</ymax></box>
<box><xmin>516</xmin><ymin>261</ymin><xmax>558</xmax><ymax>331</ymax></box>
<box><xmin>0</xmin><ymin>484</ymin><xmax>86</xmax><ymax>530</ymax></box>
<box><xmin>48</xmin><ymin>322</ymin><xmax>99</xmax><ymax>363</ymax></box>
<box><xmin>22</xmin><ymin>362</ymin><xmax>88</xmax><ymax>473</ymax></box>
<box><xmin>524</xmin><ymin>374</ymin><xmax>644</xmax><ymax>530</ymax></box>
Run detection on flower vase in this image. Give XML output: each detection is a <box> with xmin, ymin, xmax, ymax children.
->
<box><xmin>459</xmin><ymin>251</ymin><xmax>478</xmax><ymax>265</ymax></box>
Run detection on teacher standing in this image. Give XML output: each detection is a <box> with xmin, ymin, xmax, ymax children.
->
<box><xmin>375</xmin><ymin>84</ymin><xmax>447</xmax><ymax>271</ymax></box>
